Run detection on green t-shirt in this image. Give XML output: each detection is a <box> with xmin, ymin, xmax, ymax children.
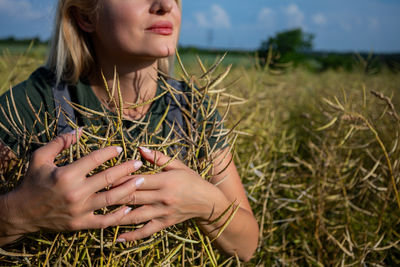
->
<box><xmin>0</xmin><ymin>67</ymin><xmax>226</xmax><ymax>157</ymax></box>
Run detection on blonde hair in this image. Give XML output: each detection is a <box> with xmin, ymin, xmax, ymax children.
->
<box><xmin>47</xmin><ymin>0</ymin><xmax>181</xmax><ymax>85</ymax></box>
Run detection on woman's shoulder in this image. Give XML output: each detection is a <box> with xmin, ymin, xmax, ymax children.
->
<box><xmin>0</xmin><ymin>67</ymin><xmax>55</xmax><ymax>106</ymax></box>
<box><xmin>0</xmin><ymin>67</ymin><xmax>56</xmax><ymax>155</ymax></box>
<box><xmin>0</xmin><ymin>66</ymin><xmax>56</xmax><ymax>130</ymax></box>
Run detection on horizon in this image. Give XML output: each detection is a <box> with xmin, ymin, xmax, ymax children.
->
<box><xmin>2</xmin><ymin>37</ymin><xmax>398</xmax><ymax>55</ymax></box>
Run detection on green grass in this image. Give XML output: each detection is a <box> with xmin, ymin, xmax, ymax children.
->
<box><xmin>0</xmin><ymin>43</ymin><xmax>47</xmax><ymax>94</ymax></box>
<box><xmin>0</xmin><ymin>43</ymin><xmax>48</xmax><ymax>56</ymax></box>
<box><xmin>177</xmin><ymin>51</ymin><xmax>255</xmax><ymax>69</ymax></box>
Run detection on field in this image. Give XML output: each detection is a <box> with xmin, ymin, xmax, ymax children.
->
<box><xmin>1</xmin><ymin>44</ymin><xmax>400</xmax><ymax>266</ymax></box>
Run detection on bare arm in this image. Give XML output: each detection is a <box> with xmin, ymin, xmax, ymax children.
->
<box><xmin>196</xmin><ymin>149</ymin><xmax>259</xmax><ymax>261</ymax></box>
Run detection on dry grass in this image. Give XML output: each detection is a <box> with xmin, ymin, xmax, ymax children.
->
<box><xmin>221</xmin><ymin>61</ymin><xmax>400</xmax><ymax>266</ymax></box>
<box><xmin>1</xmin><ymin>46</ymin><xmax>400</xmax><ymax>266</ymax></box>
<box><xmin>0</xmin><ymin>42</ymin><xmax>46</xmax><ymax>95</ymax></box>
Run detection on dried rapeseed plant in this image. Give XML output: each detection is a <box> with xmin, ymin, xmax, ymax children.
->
<box><xmin>0</xmin><ymin>53</ymin><xmax>243</xmax><ymax>266</ymax></box>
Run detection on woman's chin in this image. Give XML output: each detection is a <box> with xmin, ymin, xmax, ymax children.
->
<box><xmin>122</xmin><ymin>45</ymin><xmax>177</xmax><ymax>62</ymax></box>
<box><xmin>157</xmin><ymin>44</ymin><xmax>176</xmax><ymax>58</ymax></box>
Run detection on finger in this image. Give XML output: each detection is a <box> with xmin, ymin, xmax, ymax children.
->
<box><xmin>118</xmin><ymin>172</ymin><xmax>169</xmax><ymax>192</ymax></box>
<box><xmin>119</xmin><ymin>205</ymin><xmax>163</xmax><ymax>225</ymax></box>
<box><xmin>117</xmin><ymin>189</ymin><xmax>163</xmax><ymax>206</ymax></box>
<box><xmin>31</xmin><ymin>128</ymin><xmax>82</xmax><ymax>165</ymax></box>
<box><xmin>139</xmin><ymin>147</ymin><xmax>185</xmax><ymax>170</ymax></box>
<box><xmin>86</xmin><ymin>206</ymin><xmax>132</xmax><ymax>229</ymax></box>
<box><xmin>113</xmin><ymin>173</ymin><xmax>166</xmax><ymax>194</ymax></box>
<box><xmin>85</xmin><ymin>177</ymin><xmax>145</xmax><ymax>211</ymax></box>
<box><xmin>63</xmin><ymin>146</ymin><xmax>123</xmax><ymax>175</ymax></box>
<box><xmin>84</xmin><ymin>160</ymin><xmax>143</xmax><ymax>194</ymax></box>
<box><xmin>117</xmin><ymin>219</ymin><xmax>165</xmax><ymax>242</ymax></box>
<box><xmin>110</xmin><ymin>176</ymin><xmax>132</xmax><ymax>188</ymax></box>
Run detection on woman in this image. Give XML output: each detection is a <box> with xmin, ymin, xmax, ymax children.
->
<box><xmin>0</xmin><ymin>0</ymin><xmax>258</xmax><ymax>261</ymax></box>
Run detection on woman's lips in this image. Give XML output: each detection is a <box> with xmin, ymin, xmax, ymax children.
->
<box><xmin>146</xmin><ymin>21</ymin><xmax>173</xmax><ymax>36</ymax></box>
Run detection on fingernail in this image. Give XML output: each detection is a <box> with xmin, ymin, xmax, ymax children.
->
<box><xmin>124</xmin><ymin>207</ymin><xmax>132</xmax><ymax>215</ymax></box>
<box><xmin>116</xmin><ymin>238</ymin><xmax>126</xmax><ymax>243</ymax></box>
<box><xmin>139</xmin><ymin>146</ymin><xmax>151</xmax><ymax>153</ymax></box>
<box><xmin>133</xmin><ymin>160</ymin><xmax>143</xmax><ymax>169</ymax></box>
<box><xmin>116</xmin><ymin>146</ymin><xmax>123</xmax><ymax>154</ymax></box>
<box><xmin>135</xmin><ymin>177</ymin><xmax>145</xmax><ymax>187</ymax></box>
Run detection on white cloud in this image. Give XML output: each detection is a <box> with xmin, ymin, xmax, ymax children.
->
<box><xmin>312</xmin><ymin>13</ymin><xmax>327</xmax><ymax>26</ymax></box>
<box><xmin>284</xmin><ymin>4</ymin><xmax>304</xmax><ymax>28</ymax></box>
<box><xmin>211</xmin><ymin>5</ymin><xmax>231</xmax><ymax>28</ymax></box>
<box><xmin>0</xmin><ymin>0</ymin><xmax>46</xmax><ymax>20</ymax></box>
<box><xmin>258</xmin><ymin>8</ymin><xmax>273</xmax><ymax>22</ymax></box>
<box><xmin>258</xmin><ymin>7</ymin><xmax>275</xmax><ymax>28</ymax></box>
<box><xmin>194</xmin><ymin>12</ymin><xmax>208</xmax><ymax>28</ymax></box>
<box><xmin>194</xmin><ymin>4</ymin><xmax>231</xmax><ymax>29</ymax></box>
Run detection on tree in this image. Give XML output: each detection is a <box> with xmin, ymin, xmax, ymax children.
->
<box><xmin>258</xmin><ymin>28</ymin><xmax>314</xmax><ymax>66</ymax></box>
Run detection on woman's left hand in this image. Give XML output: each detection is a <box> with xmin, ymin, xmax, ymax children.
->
<box><xmin>116</xmin><ymin>147</ymin><xmax>220</xmax><ymax>242</ymax></box>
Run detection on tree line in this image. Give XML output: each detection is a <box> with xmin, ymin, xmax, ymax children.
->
<box><xmin>257</xmin><ymin>28</ymin><xmax>400</xmax><ymax>73</ymax></box>
<box><xmin>0</xmin><ymin>36</ymin><xmax>49</xmax><ymax>46</ymax></box>
<box><xmin>1</xmin><ymin>32</ymin><xmax>399</xmax><ymax>73</ymax></box>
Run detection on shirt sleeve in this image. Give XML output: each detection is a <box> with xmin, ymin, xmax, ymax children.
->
<box><xmin>0</xmin><ymin>68</ymin><xmax>55</xmax><ymax>156</ymax></box>
<box><xmin>0</xmin><ymin>81</ymin><xmax>34</xmax><ymax>155</ymax></box>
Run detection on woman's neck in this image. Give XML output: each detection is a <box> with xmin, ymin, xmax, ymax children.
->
<box><xmin>89</xmin><ymin>60</ymin><xmax>159</xmax><ymax>120</ymax></box>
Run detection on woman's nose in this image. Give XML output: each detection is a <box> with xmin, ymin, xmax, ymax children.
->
<box><xmin>150</xmin><ymin>0</ymin><xmax>174</xmax><ymax>15</ymax></box>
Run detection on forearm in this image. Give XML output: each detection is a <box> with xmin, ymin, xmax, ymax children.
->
<box><xmin>197</xmin><ymin>189</ymin><xmax>259</xmax><ymax>262</ymax></box>
<box><xmin>0</xmin><ymin>193</ymin><xmax>23</xmax><ymax>247</ymax></box>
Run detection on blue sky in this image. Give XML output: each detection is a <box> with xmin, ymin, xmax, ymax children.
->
<box><xmin>0</xmin><ymin>0</ymin><xmax>399</xmax><ymax>52</ymax></box>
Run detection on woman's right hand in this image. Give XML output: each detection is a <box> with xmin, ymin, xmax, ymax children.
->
<box><xmin>0</xmin><ymin>130</ymin><xmax>143</xmax><ymax>245</ymax></box>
